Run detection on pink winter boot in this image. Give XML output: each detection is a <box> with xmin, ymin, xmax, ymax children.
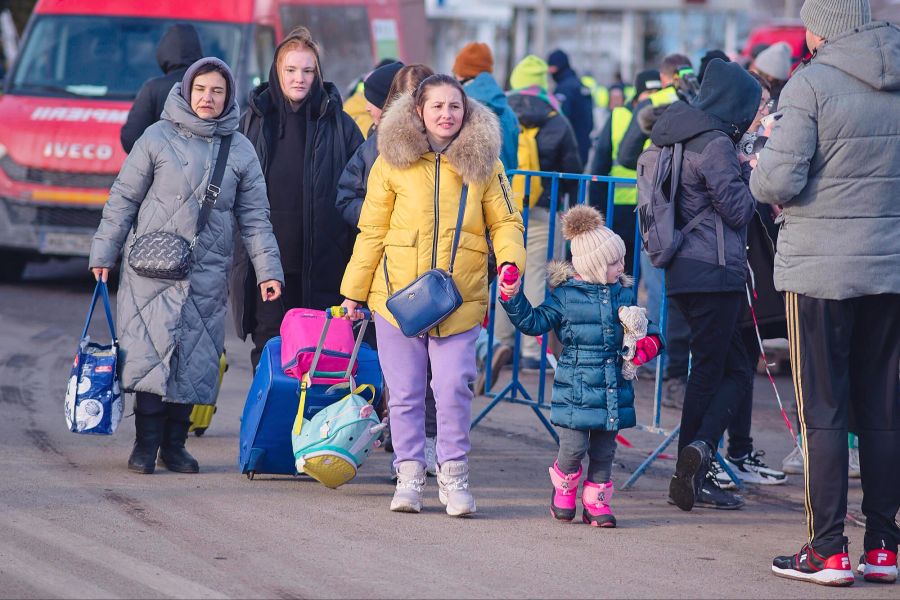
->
<box><xmin>582</xmin><ymin>480</ymin><xmax>616</xmax><ymax>528</ymax></box>
<box><xmin>549</xmin><ymin>461</ymin><xmax>582</xmax><ymax>521</ymax></box>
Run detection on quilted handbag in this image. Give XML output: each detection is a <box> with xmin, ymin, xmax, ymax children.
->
<box><xmin>385</xmin><ymin>185</ymin><xmax>468</xmax><ymax>337</ymax></box>
<box><xmin>65</xmin><ymin>281</ymin><xmax>123</xmax><ymax>435</ymax></box>
<box><xmin>128</xmin><ymin>135</ymin><xmax>231</xmax><ymax>279</ymax></box>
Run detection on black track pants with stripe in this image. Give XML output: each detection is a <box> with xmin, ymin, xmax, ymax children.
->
<box><xmin>786</xmin><ymin>292</ymin><xmax>900</xmax><ymax>556</ymax></box>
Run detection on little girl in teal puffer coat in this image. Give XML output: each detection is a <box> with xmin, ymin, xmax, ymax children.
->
<box><xmin>501</xmin><ymin>205</ymin><xmax>662</xmax><ymax>527</ymax></box>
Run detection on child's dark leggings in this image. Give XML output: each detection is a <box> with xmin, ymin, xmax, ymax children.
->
<box><xmin>556</xmin><ymin>427</ymin><xmax>618</xmax><ymax>483</ymax></box>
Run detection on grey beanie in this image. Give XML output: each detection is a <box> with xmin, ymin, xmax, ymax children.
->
<box><xmin>181</xmin><ymin>57</ymin><xmax>236</xmax><ymax>113</ymax></box>
<box><xmin>800</xmin><ymin>0</ymin><xmax>871</xmax><ymax>39</ymax></box>
<box><xmin>754</xmin><ymin>42</ymin><xmax>793</xmax><ymax>80</ymax></box>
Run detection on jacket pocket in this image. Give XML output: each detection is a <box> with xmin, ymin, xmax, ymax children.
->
<box><xmin>381</xmin><ymin>228</ymin><xmax>418</xmax><ymax>293</ymax></box>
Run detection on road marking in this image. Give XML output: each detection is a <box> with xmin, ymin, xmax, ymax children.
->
<box><xmin>0</xmin><ymin>510</ymin><xmax>229</xmax><ymax>599</ymax></box>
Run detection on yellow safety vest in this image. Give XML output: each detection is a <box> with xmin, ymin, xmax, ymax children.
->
<box><xmin>609</xmin><ymin>106</ymin><xmax>638</xmax><ymax>206</ymax></box>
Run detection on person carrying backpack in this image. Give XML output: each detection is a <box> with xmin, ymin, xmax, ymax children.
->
<box><xmin>637</xmin><ymin>58</ymin><xmax>760</xmax><ymax>512</ymax></box>
<box><xmin>486</xmin><ymin>56</ymin><xmax>581</xmax><ymax>382</ymax></box>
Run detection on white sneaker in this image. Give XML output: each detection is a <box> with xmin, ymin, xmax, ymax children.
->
<box><xmin>711</xmin><ymin>460</ymin><xmax>737</xmax><ymax>490</ymax></box>
<box><xmin>424</xmin><ymin>437</ymin><xmax>438</xmax><ymax>477</ymax></box>
<box><xmin>390</xmin><ymin>461</ymin><xmax>425</xmax><ymax>513</ymax></box>
<box><xmin>848</xmin><ymin>447</ymin><xmax>861</xmax><ymax>479</ymax></box>
<box><xmin>782</xmin><ymin>445</ymin><xmax>804</xmax><ymax>475</ymax></box>
<box><xmin>724</xmin><ymin>451</ymin><xmax>787</xmax><ymax>485</ymax></box>
<box><xmin>437</xmin><ymin>460</ymin><xmax>476</xmax><ymax>517</ymax></box>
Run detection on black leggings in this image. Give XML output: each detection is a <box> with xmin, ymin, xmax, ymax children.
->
<box><xmin>135</xmin><ymin>392</ymin><xmax>192</xmax><ymax>420</ymax></box>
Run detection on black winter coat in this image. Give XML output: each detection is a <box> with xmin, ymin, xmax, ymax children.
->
<box><xmin>646</xmin><ymin>101</ymin><xmax>756</xmax><ymax>295</ymax></box>
<box><xmin>507</xmin><ymin>92</ymin><xmax>583</xmax><ymax>208</ymax></box>
<box><xmin>551</xmin><ymin>67</ymin><xmax>594</xmax><ymax>165</ymax></box>
<box><xmin>120</xmin><ymin>25</ymin><xmax>202</xmax><ymax>153</ymax></box>
<box><xmin>335</xmin><ymin>129</ymin><xmax>378</xmax><ymax>227</ymax></box>
<box><xmin>231</xmin><ymin>79</ymin><xmax>363</xmax><ymax>338</ymax></box>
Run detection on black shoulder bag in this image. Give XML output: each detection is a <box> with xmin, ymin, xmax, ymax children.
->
<box><xmin>128</xmin><ymin>135</ymin><xmax>232</xmax><ymax>280</ymax></box>
<box><xmin>385</xmin><ymin>185</ymin><xmax>468</xmax><ymax>337</ymax></box>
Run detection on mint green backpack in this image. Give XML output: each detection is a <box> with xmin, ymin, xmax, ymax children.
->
<box><xmin>291</xmin><ymin>382</ymin><xmax>386</xmax><ymax>488</ymax></box>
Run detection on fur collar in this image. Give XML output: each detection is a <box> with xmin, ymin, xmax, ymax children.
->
<box><xmin>377</xmin><ymin>92</ymin><xmax>501</xmax><ymax>185</ymax></box>
<box><xmin>547</xmin><ymin>260</ymin><xmax>634</xmax><ymax>289</ymax></box>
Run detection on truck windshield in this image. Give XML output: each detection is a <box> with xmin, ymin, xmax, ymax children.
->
<box><xmin>10</xmin><ymin>16</ymin><xmax>243</xmax><ymax>100</ymax></box>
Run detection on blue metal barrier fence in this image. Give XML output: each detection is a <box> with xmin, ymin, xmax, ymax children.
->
<box><xmin>471</xmin><ymin>169</ymin><xmax>743</xmax><ymax>490</ymax></box>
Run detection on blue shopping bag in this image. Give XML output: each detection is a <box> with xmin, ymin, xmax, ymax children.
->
<box><xmin>64</xmin><ymin>281</ymin><xmax>123</xmax><ymax>435</ymax></box>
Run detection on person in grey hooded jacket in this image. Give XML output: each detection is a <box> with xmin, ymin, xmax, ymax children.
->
<box><xmin>750</xmin><ymin>0</ymin><xmax>900</xmax><ymax>585</ymax></box>
<box><xmin>89</xmin><ymin>58</ymin><xmax>284</xmax><ymax>476</ymax></box>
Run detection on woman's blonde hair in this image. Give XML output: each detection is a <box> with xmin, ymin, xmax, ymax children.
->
<box><xmin>275</xmin><ymin>26</ymin><xmax>323</xmax><ymax>80</ymax></box>
<box><xmin>384</xmin><ymin>64</ymin><xmax>434</xmax><ymax>113</ymax></box>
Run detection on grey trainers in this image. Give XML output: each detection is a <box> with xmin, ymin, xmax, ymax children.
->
<box><xmin>782</xmin><ymin>445</ymin><xmax>804</xmax><ymax>475</ymax></box>
<box><xmin>848</xmin><ymin>447</ymin><xmax>861</xmax><ymax>479</ymax></box>
<box><xmin>424</xmin><ymin>436</ymin><xmax>438</xmax><ymax>477</ymax></box>
<box><xmin>390</xmin><ymin>461</ymin><xmax>425</xmax><ymax>513</ymax></box>
<box><xmin>437</xmin><ymin>460</ymin><xmax>476</xmax><ymax>517</ymax></box>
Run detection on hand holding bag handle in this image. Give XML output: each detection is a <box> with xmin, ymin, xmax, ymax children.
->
<box><xmin>81</xmin><ymin>280</ymin><xmax>117</xmax><ymax>344</ymax></box>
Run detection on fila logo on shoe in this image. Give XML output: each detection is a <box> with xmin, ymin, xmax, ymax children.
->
<box><xmin>877</xmin><ymin>551</ymin><xmax>889</xmax><ymax>563</ymax></box>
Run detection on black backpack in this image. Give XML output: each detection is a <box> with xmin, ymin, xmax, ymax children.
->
<box><xmin>636</xmin><ymin>142</ymin><xmax>722</xmax><ymax>268</ymax></box>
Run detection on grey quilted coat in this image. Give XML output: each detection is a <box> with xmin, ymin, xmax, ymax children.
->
<box><xmin>89</xmin><ymin>85</ymin><xmax>283</xmax><ymax>404</ymax></box>
<box><xmin>750</xmin><ymin>22</ymin><xmax>900</xmax><ymax>300</ymax></box>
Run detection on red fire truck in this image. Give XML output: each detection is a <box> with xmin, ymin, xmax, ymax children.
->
<box><xmin>0</xmin><ymin>0</ymin><xmax>425</xmax><ymax>280</ymax></box>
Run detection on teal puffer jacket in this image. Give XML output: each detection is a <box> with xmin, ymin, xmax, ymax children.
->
<box><xmin>501</xmin><ymin>262</ymin><xmax>660</xmax><ymax>431</ymax></box>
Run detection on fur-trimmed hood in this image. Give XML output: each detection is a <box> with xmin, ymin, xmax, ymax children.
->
<box><xmin>377</xmin><ymin>92</ymin><xmax>502</xmax><ymax>184</ymax></box>
<box><xmin>547</xmin><ymin>260</ymin><xmax>633</xmax><ymax>289</ymax></box>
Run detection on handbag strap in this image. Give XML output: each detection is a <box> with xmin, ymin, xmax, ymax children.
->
<box><xmin>382</xmin><ymin>184</ymin><xmax>469</xmax><ymax>293</ymax></box>
<box><xmin>81</xmin><ymin>281</ymin><xmax>117</xmax><ymax>343</ymax></box>
<box><xmin>448</xmin><ymin>184</ymin><xmax>469</xmax><ymax>275</ymax></box>
<box><xmin>191</xmin><ymin>134</ymin><xmax>233</xmax><ymax>249</ymax></box>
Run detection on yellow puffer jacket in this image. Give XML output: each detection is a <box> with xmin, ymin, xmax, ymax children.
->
<box><xmin>344</xmin><ymin>89</ymin><xmax>374</xmax><ymax>139</ymax></box>
<box><xmin>341</xmin><ymin>93</ymin><xmax>526</xmax><ymax>336</ymax></box>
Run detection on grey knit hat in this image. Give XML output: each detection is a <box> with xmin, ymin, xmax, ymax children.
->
<box><xmin>754</xmin><ymin>42</ymin><xmax>793</xmax><ymax>80</ymax></box>
<box><xmin>800</xmin><ymin>0</ymin><xmax>871</xmax><ymax>39</ymax></box>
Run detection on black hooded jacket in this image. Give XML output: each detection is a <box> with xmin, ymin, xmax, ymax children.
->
<box><xmin>120</xmin><ymin>25</ymin><xmax>203</xmax><ymax>153</ymax></box>
<box><xmin>549</xmin><ymin>62</ymin><xmax>594</xmax><ymax>164</ymax></box>
<box><xmin>645</xmin><ymin>59</ymin><xmax>760</xmax><ymax>295</ymax></box>
<box><xmin>507</xmin><ymin>92</ymin><xmax>583</xmax><ymax>208</ymax></box>
<box><xmin>233</xmin><ymin>65</ymin><xmax>363</xmax><ymax>338</ymax></box>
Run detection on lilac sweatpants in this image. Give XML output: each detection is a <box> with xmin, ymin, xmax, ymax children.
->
<box><xmin>375</xmin><ymin>314</ymin><xmax>479</xmax><ymax>469</ymax></box>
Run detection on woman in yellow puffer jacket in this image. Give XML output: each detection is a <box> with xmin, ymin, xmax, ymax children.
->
<box><xmin>340</xmin><ymin>75</ymin><xmax>525</xmax><ymax>516</ymax></box>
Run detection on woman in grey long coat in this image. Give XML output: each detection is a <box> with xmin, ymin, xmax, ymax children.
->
<box><xmin>89</xmin><ymin>58</ymin><xmax>284</xmax><ymax>475</ymax></box>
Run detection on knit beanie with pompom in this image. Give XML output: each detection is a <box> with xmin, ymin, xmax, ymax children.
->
<box><xmin>561</xmin><ymin>205</ymin><xmax>626</xmax><ymax>284</ymax></box>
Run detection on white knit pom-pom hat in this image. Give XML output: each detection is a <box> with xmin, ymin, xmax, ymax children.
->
<box><xmin>561</xmin><ymin>205</ymin><xmax>625</xmax><ymax>284</ymax></box>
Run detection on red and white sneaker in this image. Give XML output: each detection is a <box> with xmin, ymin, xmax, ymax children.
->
<box><xmin>856</xmin><ymin>547</ymin><xmax>898</xmax><ymax>583</ymax></box>
<box><xmin>772</xmin><ymin>544</ymin><xmax>855</xmax><ymax>586</ymax></box>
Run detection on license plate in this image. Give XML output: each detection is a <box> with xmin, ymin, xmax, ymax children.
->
<box><xmin>39</xmin><ymin>231</ymin><xmax>94</xmax><ymax>256</ymax></box>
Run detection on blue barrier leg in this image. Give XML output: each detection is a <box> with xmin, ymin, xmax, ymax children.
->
<box><xmin>622</xmin><ymin>425</ymin><xmax>681</xmax><ymax>490</ymax></box>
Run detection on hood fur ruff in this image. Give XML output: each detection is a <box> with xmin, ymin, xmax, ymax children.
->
<box><xmin>547</xmin><ymin>260</ymin><xmax>634</xmax><ymax>289</ymax></box>
<box><xmin>377</xmin><ymin>92</ymin><xmax>502</xmax><ymax>184</ymax></box>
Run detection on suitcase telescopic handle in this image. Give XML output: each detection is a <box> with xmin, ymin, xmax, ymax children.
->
<box><xmin>308</xmin><ymin>307</ymin><xmax>373</xmax><ymax>381</ymax></box>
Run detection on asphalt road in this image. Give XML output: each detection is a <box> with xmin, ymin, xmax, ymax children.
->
<box><xmin>0</xmin><ymin>259</ymin><xmax>893</xmax><ymax>599</ymax></box>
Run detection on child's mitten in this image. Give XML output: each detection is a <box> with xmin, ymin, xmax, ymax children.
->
<box><xmin>632</xmin><ymin>335</ymin><xmax>662</xmax><ymax>366</ymax></box>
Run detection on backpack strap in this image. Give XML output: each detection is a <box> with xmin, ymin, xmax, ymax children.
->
<box><xmin>671</xmin><ymin>141</ymin><xmax>725</xmax><ymax>267</ymax></box>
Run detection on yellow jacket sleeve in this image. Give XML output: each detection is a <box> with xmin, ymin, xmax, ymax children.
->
<box><xmin>483</xmin><ymin>163</ymin><xmax>526</xmax><ymax>273</ymax></box>
<box><xmin>340</xmin><ymin>157</ymin><xmax>395</xmax><ymax>301</ymax></box>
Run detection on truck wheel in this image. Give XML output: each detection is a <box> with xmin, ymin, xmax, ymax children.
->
<box><xmin>0</xmin><ymin>252</ymin><xmax>28</xmax><ymax>282</ymax></box>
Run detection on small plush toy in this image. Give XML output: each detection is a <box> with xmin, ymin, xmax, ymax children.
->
<box><xmin>618</xmin><ymin>306</ymin><xmax>649</xmax><ymax>381</ymax></box>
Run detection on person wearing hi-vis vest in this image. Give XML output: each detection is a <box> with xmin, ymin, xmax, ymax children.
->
<box><xmin>589</xmin><ymin>69</ymin><xmax>663</xmax><ymax>272</ymax></box>
<box><xmin>616</xmin><ymin>54</ymin><xmax>691</xmax><ymax>172</ymax></box>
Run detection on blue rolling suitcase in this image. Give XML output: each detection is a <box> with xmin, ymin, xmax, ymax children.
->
<box><xmin>238</xmin><ymin>316</ymin><xmax>382</xmax><ymax>479</ymax></box>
